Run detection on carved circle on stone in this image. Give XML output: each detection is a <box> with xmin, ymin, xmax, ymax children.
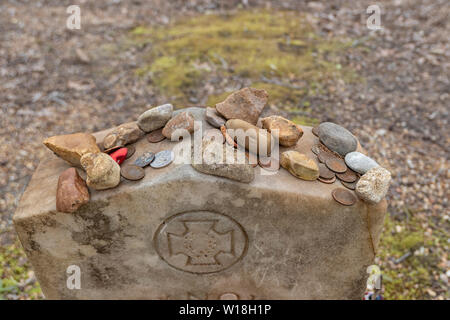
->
<box><xmin>154</xmin><ymin>211</ymin><xmax>248</xmax><ymax>274</ymax></box>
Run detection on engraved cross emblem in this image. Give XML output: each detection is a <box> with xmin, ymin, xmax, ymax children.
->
<box><xmin>168</xmin><ymin>220</ymin><xmax>233</xmax><ymax>265</ymax></box>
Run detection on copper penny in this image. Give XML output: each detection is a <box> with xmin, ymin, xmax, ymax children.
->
<box><xmin>336</xmin><ymin>169</ymin><xmax>358</xmax><ymax>183</ymax></box>
<box><xmin>332</xmin><ymin>188</ymin><xmax>357</xmax><ymax>206</ymax></box>
<box><xmin>312</xmin><ymin>126</ymin><xmax>319</xmax><ymax>137</ymax></box>
<box><xmin>319</xmin><ymin>163</ymin><xmax>335</xmax><ymax>179</ymax></box>
<box><xmin>318</xmin><ymin>176</ymin><xmax>336</xmax><ymax>184</ymax></box>
<box><xmin>325</xmin><ymin>158</ymin><xmax>347</xmax><ymax>173</ymax></box>
<box><xmin>125</xmin><ymin>145</ymin><xmax>136</xmax><ymax>159</ymax></box>
<box><xmin>147</xmin><ymin>129</ymin><xmax>165</xmax><ymax>143</ymax></box>
<box><xmin>317</xmin><ymin>151</ymin><xmax>333</xmax><ymax>163</ymax></box>
<box><xmin>121</xmin><ymin>165</ymin><xmax>145</xmax><ymax>181</ymax></box>
<box><xmin>341</xmin><ymin>180</ymin><xmax>357</xmax><ymax>190</ymax></box>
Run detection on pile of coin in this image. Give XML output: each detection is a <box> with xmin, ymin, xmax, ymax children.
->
<box><xmin>310</xmin><ymin>141</ymin><xmax>360</xmax><ymax>206</ymax></box>
<box><xmin>119</xmin><ymin>149</ymin><xmax>175</xmax><ymax>182</ymax></box>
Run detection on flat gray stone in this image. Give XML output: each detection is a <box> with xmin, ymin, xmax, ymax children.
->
<box><xmin>318</xmin><ymin>122</ymin><xmax>357</xmax><ymax>156</ymax></box>
<box><xmin>137</xmin><ymin>104</ymin><xmax>173</xmax><ymax>133</ymax></box>
<box><xmin>205</xmin><ymin>107</ymin><xmax>226</xmax><ymax>128</ymax></box>
<box><xmin>345</xmin><ymin>151</ymin><xmax>379</xmax><ymax>174</ymax></box>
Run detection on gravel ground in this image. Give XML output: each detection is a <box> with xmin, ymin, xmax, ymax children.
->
<box><xmin>0</xmin><ymin>0</ymin><xmax>448</xmax><ymax>299</ymax></box>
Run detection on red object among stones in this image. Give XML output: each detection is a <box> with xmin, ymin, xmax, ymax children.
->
<box><xmin>109</xmin><ymin>148</ymin><xmax>128</xmax><ymax>165</ymax></box>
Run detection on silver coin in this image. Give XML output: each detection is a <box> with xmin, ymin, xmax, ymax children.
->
<box><xmin>151</xmin><ymin>150</ymin><xmax>174</xmax><ymax>169</ymax></box>
<box><xmin>134</xmin><ymin>151</ymin><xmax>155</xmax><ymax>168</ymax></box>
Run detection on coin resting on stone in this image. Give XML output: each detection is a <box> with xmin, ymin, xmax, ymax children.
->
<box><xmin>134</xmin><ymin>152</ymin><xmax>155</xmax><ymax>167</ymax></box>
<box><xmin>318</xmin><ymin>163</ymin><xmax>335</xmax><ymax>179</ymax></box>
<box><xmin>340</xmin><ymin>180</ymin><xmax>357</xmax><ymax>190</ymax></box>
<box><xmin>318</xmin><ymin>176</ymin><xmax>336</xmax><ymax>184</ymax></box>
<box><xmin>147</xmin><ymin>128</ymin><xmax>166</xmax><ymax>143</ymax></box>
<box><xmin>325</xmin><ymin>158</ymin><xmax>347</xmax><ymax>173</ymax></box>
<box><xmin>151</xmin><ymin>150</ymin><xmax>174</xmax><ymax>168</ymax></box>
<box><xmin>121</xmin><ymin>165</ymin><xmax>145</xmax><ymax>181</ymax></box>
<box><xmin>336</xmin><ymin>169</ymin><xmax>358</xmax><ymax>183</ymax></box>
<box><xmin>332</xmin><ymin>188</ymin><xmax>357</xmax><ymax>206</ymax></box>
<box><xmin>125</xmin><ymin>145</ymin><xmax>136</xmax><ymax>159</ymax></box>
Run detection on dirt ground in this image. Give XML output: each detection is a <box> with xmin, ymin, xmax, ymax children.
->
<box><xmin>0</xmin><ymin>0</ymin><xmax>448</xmax><ymax>299</ymax></box>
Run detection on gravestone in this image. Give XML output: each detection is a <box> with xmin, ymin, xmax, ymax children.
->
<box><xmin>14</xmin><ymin>107</ymin><xmax>386</xmax><ymax>299</ymax></box>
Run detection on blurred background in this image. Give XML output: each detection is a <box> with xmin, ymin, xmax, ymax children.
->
<box><xmin>0</xmin><ymin>0</ymin><xmax>448</xmax><ymax>299</ymax></box>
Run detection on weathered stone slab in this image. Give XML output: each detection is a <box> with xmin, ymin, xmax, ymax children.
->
<box><xmin>14</xmin><ymin>108</ymin><xmax>386</xmax><ymax>300</ymax></box>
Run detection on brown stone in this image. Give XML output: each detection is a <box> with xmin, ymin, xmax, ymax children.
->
<box><xmin>80</xmin><ymin>152</ymin><xmax>121</xmax><ymax>190</ymax></box>
<box><xmin>215</xmin><ymin>87</ymin><xmax>268</xmax><ymax>125</ymax></box>
<box><xmin>103</xmin><ymin>122</ymin><xmax>144</xmax><ymax>150</ymax></box>
<box><xmin>280</xmin><ymin>151</ymin><xmax>319</xmax><ymax>181</ymax></box>
<box><xmin>162</xmin><ymin>111</ymin><xmax>195</xmax><ymax>140</ymax></box>
<box><xmin>56</xmin><ymin>168</ymin><xmax>89</xmax><ymax>213</ymax></box>
<box><xmin>261</xmin><ymin>115</ymin><xmax>303</xmax><ymax>147</ymax></box>
<box><xmin>43</xmin><ymin>133</ymin><xmax>100</xmax><ymax>166</ymax></box>
<box><xmin>225</xmin><ymin>119</ymin><xmax>273</xmax><ymax>156</ymax></box>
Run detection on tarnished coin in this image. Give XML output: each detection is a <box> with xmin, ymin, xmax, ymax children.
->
<box><xmin>319</xmin><ymin>163</ymin><xmax>335</xmax><ymax>179</ymax></box>
<box><xmin>312</xmin><ymin>126</ymin><xmax>319</xmax><ymax>137</ymax></box>
<box><xmin>317</xmin><ymin>151</ymin><xmax>332</xmax><ymax>163</ymax></box>
<box><xmin>318</xmin><ymin>176</ymin><xmax>336</xmax><ymax>184</ymax></box>
<box><xmin>325</xmin><ymin>158</ymin><xmax>347</xmax><ymax>173</ymax></box>
<box><xmin>121</xmin><ymin>165</ymin><xmax>145</xmax><ymax>181</ymax></box>
<box><xmin>147</xmin><ymin>129</ymin><xmax>165</xmax><ymax>143</ymax></box>
<box><xmin>258</xmin><ymin>156</ymin><xmax>280</xmax><ymax>171</ymax></box>
<box><xmin>332</xmin><ymin>188</ymin><xmax>357</xmax><ymax>206</ymax></box>
<box><xmin>125</xmin><ymin>145</ymin><xmax>136</xmax><ymax>159</ymax></box>
<box><xmin>336</xmin><ymin>169</ymin><xmax>358</xmax><ymax>183</ymax></box>
<box><xmin>340</xmin><ymin>180</ymin><xmax>357</xmax><ymax>190</ymax></box>
<box><xmin>311</xmin><ymin>145</ymin><xmax>321</xmax><ymax>155</ymax></box>
<box><xmin>134</xmin><ymin>151</ymin><xmax>155</xmax><ymax>167</ymax></box>
<box><xmin>151</xmin><ymin>150</ymin><xmax>174</xmax><ymax>168</ymax></box>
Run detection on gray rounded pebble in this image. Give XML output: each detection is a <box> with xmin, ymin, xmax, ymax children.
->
<box><xmin>317</xmin><ymin>122</ymin><xmax>357</xmax><ymax>156</ymax></box>
<box><xmin>344</xmin><ymin>151</ymin><xmax>379</xmax><ymax>174</ymax></box>
<box><xmin>137</xmin><ymin>104</ymin><xmax>173</xmax><ymax>133</ymax></box>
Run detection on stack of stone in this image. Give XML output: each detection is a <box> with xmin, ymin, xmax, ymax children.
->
<box><xmin>199</xmin><ymin>87</ymin><xmax>391</xmax><ymax>207</ymax></box>
<box><xmin>43</xmin><ymin>87</ymin><xmax>391</xmax><ymax>213</ymax></box>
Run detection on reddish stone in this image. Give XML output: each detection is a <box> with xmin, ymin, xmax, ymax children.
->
<box><xmin>109</xmin><ymin>148</ymin><xmax>128</xmax><ymax>165</ymax></box>
<box><xmin>56</xmin><ymin>168</ymin><xmax>90</xmax><ymax>213</ymax></box>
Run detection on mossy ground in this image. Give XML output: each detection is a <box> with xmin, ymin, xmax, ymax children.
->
<box><xmin>130</xmin><ymin>10</ymin><xmax>357</xmax><ymax>124</ymax></box>
<box><xmin>377</xmin><ymin>212</ymin><xmax>448</xmax><ymax>299</ymax></box>
<box><xmin>0</xmin><ymin>238</ymin><xmax>42</xmax><ymax>299</ymax></box>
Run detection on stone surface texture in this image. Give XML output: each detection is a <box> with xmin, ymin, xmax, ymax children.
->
<box><xmin>80</xmin><ymin>152</ymin><xmax>121</xmax><ymax>190</ymax></box>
<box><xmin>317</xmin><ymin>122</ymin><xmax>357</xmax><ymax>156</ymax></box>
<box><xmin>103</xmin><ymin>122</ymin><xmax>144</xmax><ymax>150</ymax></box>
<box><xmin>56</xmin><ymin>168</ymin><xmax>90</xmax><ymax>213</ymax></box>
<box><xmin>225</xmin><ymin>119</ymin><xmax>272</xmax><ymax>156</ymax></box>
<box><xmin>356</xmin><ymin>167</ymin><xmax>392</xmax><ymax>204</ymax></box>
<box><xmin>345</xmin><ymin>151</ymin><xmax>379</xmax><ymax>174</ymax></box>
<box><xmin>43</xmin><ymin>133</ymin><xmax>100</xmax><ymax>167</ymax></box>
<box><xmin>14</xmin><ymin>108</ymin><xmax>386</xmax><ymax>300</ymax></box>
<box><xmin>137</xmin><ymin>104</ymin><xmax>173</xmax><ymax>133</ymax></box>
<box><xmin>205</xmin><ymin>107</ymin><xmax>226</xmax><ymax>128</ymax></box>
<box><xmin>191</xmin><ymin>137</ymin><xmax>255</xmax><ymax>183</ymax></box>
<box><xmin>162</xmin><ymin>111</ymin><xmax>195</xmax><ymax>140</ymax></box>
<box><xmin>215</xmin><ymin>87</ymin><xmax>268</xmax><ymax>125</ymax></box>
<box><xmin>280</xmin><ymin>150</ymin><xmax>319</xmax><ymax>181</ymax></box>
<box><xmin>261</xmin><ymin>115</ymin><xmax>303</xmax><ymax>147</ymax></box>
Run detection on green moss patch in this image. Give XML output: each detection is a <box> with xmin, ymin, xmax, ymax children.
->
<box><xmin>130</xmin><ymin>10</ymin><xmax>357</xmax><ymax>108</ymax></box>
